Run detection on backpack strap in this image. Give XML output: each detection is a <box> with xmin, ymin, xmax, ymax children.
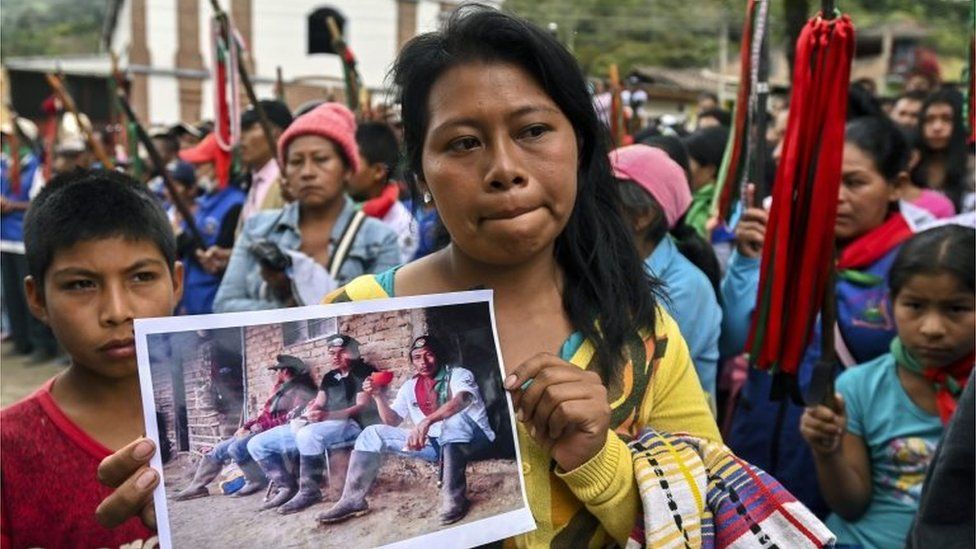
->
<box><xmin>328</xmin><ymin>210</ymin><xmax>368</xmax><ymax>279</ymax></box>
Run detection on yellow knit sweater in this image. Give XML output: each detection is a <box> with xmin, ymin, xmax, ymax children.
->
<box><xmin>325</xmin><ymin>274</ymin><xmax>721</xmax><ymax>548</ymax></box>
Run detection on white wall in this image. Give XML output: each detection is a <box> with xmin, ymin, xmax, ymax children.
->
<box><xmin>145</xmin><ymin>0</ymin><xmax>181</xmax><ymax>123</ymax></box>
<box><xmin>117</xmin><ymin>0</ymin><xmax>498</xmax><ymax>124</ymax></box>
<box><xmin>111</xmin><ymin>0</ymin><xmax>133</xmax><ymax>63</ymax></box>
<box><xmin>250</xmin><ymin>0</ymin><xmax>397</xmax><ymax>90</ymax></box>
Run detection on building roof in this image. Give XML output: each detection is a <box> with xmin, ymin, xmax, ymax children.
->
<box><xmin>4</xmin><ymin>55</ymin><xmax>112</xmax><ymax>78</ymax></box>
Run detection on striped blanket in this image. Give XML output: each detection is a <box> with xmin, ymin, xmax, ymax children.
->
<box><xmin>627</xmin><ymin>430</ymin><xmax>835</xmax><ymax>548</ymax></box>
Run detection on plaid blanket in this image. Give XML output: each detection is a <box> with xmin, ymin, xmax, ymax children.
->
<box><xmin>626</xmin><ymin>430</ymin><xmax>835</xmax><ymax>548</ymax></box>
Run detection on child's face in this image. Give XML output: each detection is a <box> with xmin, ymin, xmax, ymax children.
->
<box><xmin>420</xmin><ymin>61</ymin><xmax>579</xmax><ymax>266</ymax></box>
<box><xmin>25</xmin><ymin>236</ymin><xmax>183</xmax><ymax>378</ymax></box>
<box><xmin>894</xmin><ymin>272</ymin><xmax>975</xmax><ymax>369</ymax></box>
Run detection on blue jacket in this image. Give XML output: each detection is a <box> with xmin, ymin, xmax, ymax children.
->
<box><xmin>1</xmin><ymin>153</ymin><xmax>41</xmax><ymax>244</ymax></box>
<box><xmin>179</xmin><ymin>187</ymin><xmax>246</xmax><ymax>315</ymax></box>
<box><xmin>721</xmin><ymin>247</ymin><xmax>900</xmax><ymax>517</ymax></box>
<box><xmin>213</xmin><ymin>197</ymin><xmax>400</xmax><ymax>312</ymax></box>
<box><xmin>646</xmin><ymin>235</ymin><xmax>721</xmax><ymax>402</ymax></box>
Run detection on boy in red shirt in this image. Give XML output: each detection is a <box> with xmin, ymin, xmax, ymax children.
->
<box><xmin>1</xmin><ymin>170</ymin><xmax>183</xmax><ymax>548</ymax></box>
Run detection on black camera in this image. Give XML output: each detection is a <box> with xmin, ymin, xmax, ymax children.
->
<box><xmin>249</xmin><ymin>239</ymin><xmax>292</xmax><ymax>272</ymax></box>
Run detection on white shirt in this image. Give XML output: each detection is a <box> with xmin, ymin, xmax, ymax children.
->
<box><xmin>390</xmin><ymin>366</ymin><xmax>495</xmax><ymax>441</ymax></box>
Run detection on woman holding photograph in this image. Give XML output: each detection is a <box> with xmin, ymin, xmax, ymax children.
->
<box><xmin>96</xmin><ymin>7</ymin><xmax>720</xmax><ymax>547</ymax></box>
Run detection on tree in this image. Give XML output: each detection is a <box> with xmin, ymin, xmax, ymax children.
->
<box><xmin>503</xmin><ymin>0</ymin><xmax>972</xmax><ymax>79</ymax></box>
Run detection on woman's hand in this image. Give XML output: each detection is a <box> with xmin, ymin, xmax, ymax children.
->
<box><xmin>505</xmin><ymin>353</ymin><xmax>611</xmax><ymax>472</ymax></box>
<box><xmin>95</xmin><ymin>438</ymin><xmax>159</xmax><ymax>530</ymax></box>
<box><xmin>735</xmin><ymin>183</ymin><xmax>769</xmax><ymax>259</ymax></box>
<box><xmin>800</xmin><ymin>393</ymin><xmax>847</xmax><ymax>457</ymax></box>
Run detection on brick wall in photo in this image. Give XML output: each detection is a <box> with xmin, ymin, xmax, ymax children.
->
<box><xmin>183</xmin><ymin>341</ymin><xmax>227</xmax><ymax>454</ymax></box>
<box><xmin>241</xmin><ymin>309</ymin><xmax>428</xmax><ymax>413</ymax></box>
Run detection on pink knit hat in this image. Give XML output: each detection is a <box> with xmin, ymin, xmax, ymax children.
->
<box><xmin>609</xmin><ymin>144</ymin><xmax>692</xmax><ymax>228</ymax></box>
<box><xmin>277</xmin><ymin>102</ymin><xmax>361</xmax><ymax>173</ymax></box>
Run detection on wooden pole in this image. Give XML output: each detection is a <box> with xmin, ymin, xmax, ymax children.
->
<box><xmin>44</xmin><ymin>73</ymin><xmax>114</xmax><ymax>169</ymax></box>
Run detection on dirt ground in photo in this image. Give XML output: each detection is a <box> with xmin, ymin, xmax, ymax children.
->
<box><xmin>162</xmin><ymin>452</ymin><xmax>523</xmax><ymax>548</ymax></box>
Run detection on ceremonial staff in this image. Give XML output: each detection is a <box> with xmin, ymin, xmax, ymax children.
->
<box><xmin>114</xmin><ymin>89</ymin><xmax>205</xmax><ymax>248</ymax></box>
<box><xmin>108</xmin><ymin>51</ymin><xmax>142</xmax><ymax>179</ymax></box>
<box><xmin>325</xmin><ymin>16</ymin><xmax>363</xmax><ymax>115</ymax></box>
<box><xmin>44</xmin><ymin>73</ymin><xmax>115</xmax><ymax>169</ymax></box>
<box><xmin>208</xmin><ymin>0</ymin><xmax>282</xmax><ymax>173</ymax></box>
<box><xmin>744</xmin><ymin>0</ymin><xmax>854</xmax><ymax>406</ymax></box>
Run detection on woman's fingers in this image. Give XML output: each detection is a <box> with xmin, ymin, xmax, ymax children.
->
<box><xmin>529</xmin><ymin>383</ymin><xmax>606</xmax><ymax>439</ymax></box>
<box><xmin>512</xmin><ymin>365</ymin><xmax>597</xmax><ymax>421</ymax></box>
<box><xmin>97</xmin><ymin>438</ymin><xmax>156</xmax><ymax>489</ymax></box>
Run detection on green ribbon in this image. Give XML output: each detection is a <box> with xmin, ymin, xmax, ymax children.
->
<box><xmin>890</xmin><ymin>337</ymin><xmax>963</xmax><ymax>396</ymax></box>
<box><xmin>837</xmin><ymin>269</ymin><xmax>884</xmax><ymax>287</ymax></box>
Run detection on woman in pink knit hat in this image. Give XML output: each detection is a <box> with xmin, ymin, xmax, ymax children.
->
<box><xmin>610</xmin><ymin>144</ymin><xmax>723</xmax><ymax>410</ymax></box>
<box><xmin>213</xmin><ymin>102</ymin><xmax>400</xmax><ymax>313</ymax></box>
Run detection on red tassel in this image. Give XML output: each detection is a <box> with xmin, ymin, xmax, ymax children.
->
<box><xmin>715</xmin><ymin>0</ymin><xmax>757</xmax><ymax>219</ymax></box>
<box><xmin>214</xmin><ymin>45</ymin><xmax>232</xmax><ymax>189</ymax></box>
<box><xmin>746</xmin><ymin>13</ymin><xmax>855</xmax><ymax>377</ymax></box>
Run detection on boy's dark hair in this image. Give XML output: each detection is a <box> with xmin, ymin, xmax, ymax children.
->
<box><xmin>639</xmin><ymin>134</ymin><xmax>693</xmax><ymax>184</ymax></box>
<box><xmin>911</xmin><ymin>88</ymin><xmax>968</xmax><ymax>211</ymax></box>
<box><xmin>847</xmin><ymin>83</ymin><xmax>884</xmax><ymax>120</ymax></box>
<box><xmin>151</xmin><ymin>132</ymin><xmax>180</xmax><ymax>157</ymax></box>
<box><xmin>392</xmin><ymin>5</ymin><xmax>660</xmax><ymax>379</ymax></box>
<box><xmin>897</xmin><ymin>89</ymin><xmax>928</xmax><ymax>104</ymax></box>
<box><xmin>698</xmin><ymin>108</ymin><xmax>731</xmax><ymax>127</ymax></box>
<box><xmin>683</xmin><ymin>125</ymin><xmax>729</xmax><ymax>169</ymax></box>
<box><xmin>845</xmin><ymin>116</ymin><xmax>910</xmax><ymax>180</ymax></box>
<box><xmin>889</xmin><ymin>225</ymin><xmax>975</xmax><ymax>298</ymax></box>
<box><xmin>24</xmin><ymin>169</ymin><xmax>177</xmax><ymax>290</ymax></box>
<box><xmin>355</xmin><ymin>121</ymin><xmax>400</xmax><ymax>181</ymax></box>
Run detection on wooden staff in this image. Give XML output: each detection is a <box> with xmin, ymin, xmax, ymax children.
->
<box><xmin>115</xmin><ymin>89</ymin><xmax>204</xmax><ymax>247</ymax></box>
<box><xmin>275</xmin><ymin>66</ymin><xmax>285</xmax><ymax>102</ymax></box>
<box><xmin>608</xmin><ymin>64</ymin><xmax>626</xmax><ymax>148</ymax></box>
<box><xmin>44</xmin><ymin>73</ymin><xmax>114</xmax><ymax>169</ymax></box>
<box><xmin>326</xmin><ymin>16</ymin><xmax>362</xmax><ymax>115</ymax></box>
<box><xmin>208</xmin><ymin>0</ymin><xmax>282</xmax><ymax>172</ymax></box>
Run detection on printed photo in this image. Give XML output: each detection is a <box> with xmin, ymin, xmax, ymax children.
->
<box><xmin>135</xmin><ymin>291</ymin><xmax>533</xmax><ymax>548</ymax></box>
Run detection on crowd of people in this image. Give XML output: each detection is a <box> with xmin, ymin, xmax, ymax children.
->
<box><xmin>1</xmin><ymin>5</ymin><xmax>974</xmax><ymax>549</ymax></box>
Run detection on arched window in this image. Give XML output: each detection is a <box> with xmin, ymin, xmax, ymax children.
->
<box><xmin>307</xmin><ymin>6</ymin><xmax>347</xmax><ymax>55</ymax></box>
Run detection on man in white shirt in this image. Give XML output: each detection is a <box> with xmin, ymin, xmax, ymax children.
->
<box><xmin>316</xmin><ymin>334</ymin><xmax>494</xmax><ymax>526</ymax></box>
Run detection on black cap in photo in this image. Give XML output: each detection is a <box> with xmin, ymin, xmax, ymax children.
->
<box><xmin>326</xmin><ymin>334</ymin><xmax>361</xmax><ymax>358</ymax></box>
<box><xmin>269</xmin><ymin>354</ymin><xmax>308</xmax><ymax>374</ymax></box>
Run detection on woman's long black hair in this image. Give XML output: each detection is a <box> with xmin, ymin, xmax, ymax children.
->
<box><xmin>910</xmin><ymin>88</ymin><xmax>968</xmax><ymax>211</ymax></box>
<box><xmin>391</xmin><ymin>5</ymin><xmax>659</xmax><ymax>379</ymax></box>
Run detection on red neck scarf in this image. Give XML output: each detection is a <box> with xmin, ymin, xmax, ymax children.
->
<box><xmin>925</xmin><ymin>353</ymin><xmax>975</xmax><ymax>424</ymax></box>
<box><xmin>837</xmin><ymin>213</ymin><xmax>913</xmax><ymax>270</ymax></box>
<box><xmin>414</xmin><ymin>375</ymin><xmax>439</xmax><ymax>416</ymax></box>
<box><xmin>362</xmin><ymin>184</ymin><xmax>399</xmax><ymax>219</ymax></box>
